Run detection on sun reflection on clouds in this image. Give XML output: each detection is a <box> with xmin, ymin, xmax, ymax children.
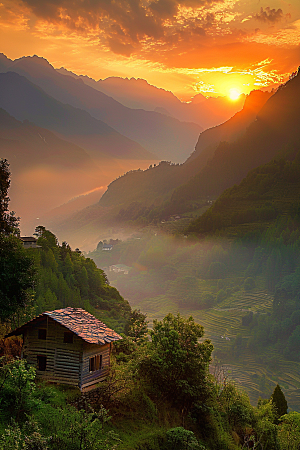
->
<box><xmin>0</xmin><ymin>0</ymin><xmax>30</xmax><ymax>30</ymax></box>
<box><xmin>0</xmin><ymin>0</ymin><xmax>299</xmax><ymax>99</ymax></box>
<box><xmin>246</xmin><ymin>19</ymin><xmax>300</xmax><ymax>47</ymax></box>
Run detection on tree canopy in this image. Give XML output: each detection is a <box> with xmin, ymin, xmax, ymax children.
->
<box><xmin>0</xmin><ymin>159</ymin><xmax>19</xmax><ymax>235</ymax></box>
<box><xmin>0</xmin><ymin>160</ymin><xmax>36</xmax><ymax>321</ymax></box>
<box><xmin>137</xmin><ymin>313</ymin><xmax>213</xmax><ymax>408</ymax></box>
<box><xmin>271</xmin><ymin>384</ymin><xmax>288</xmax><ymax>419</ymax></box>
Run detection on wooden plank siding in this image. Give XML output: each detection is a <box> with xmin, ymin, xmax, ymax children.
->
<box><xmin>81</xmin><ymin>342</ymin><xmax>111</xmax><ymax>390</ymax></box>
<box><xmin>22</xmin><ymin>317</ymin><xmax>83</xmax><ymax>386</ymax></box>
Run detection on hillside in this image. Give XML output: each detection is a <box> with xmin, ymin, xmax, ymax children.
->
<box><xmin>186</xmin><ymin>89</ymin><xmax>273</xmax><ymax>166</ymax></box>
<box><xmin>187</xmin><ymin>157</ymin><xmax>300</xmax><ymax>235</ymax></box>
<box><xmin>171</xmin><ymin>71</ymin><xmax>300</xmax><ymax>206</ymax></box>
<box><xmin>0</xmin><ymin>54</ymin><xmax>202</xmax><ymax>163</ymax></box>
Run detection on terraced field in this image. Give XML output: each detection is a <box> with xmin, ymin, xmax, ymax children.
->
<box><xmin>132</xmin><ymin>289</ymin><xmax>300</xmax><ymax>411</ymax></box>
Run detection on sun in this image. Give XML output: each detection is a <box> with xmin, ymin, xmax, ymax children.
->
<box><xmin>228</xmin><ymin>88</ymin><xmax>242</xmax><ymax>101</ymax></box>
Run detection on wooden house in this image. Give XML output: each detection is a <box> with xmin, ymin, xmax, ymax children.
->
<box><xmin>19</xmin><ymin>236</ymin><xmax>41</xmax><ymax>249</ymax></box>
<box><xmin>6</xmin><ymin>308</ymin><xmax>122</xmax><ymax>391</ymax></box>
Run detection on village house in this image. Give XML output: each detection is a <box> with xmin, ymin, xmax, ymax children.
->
<box><xmin>19</xmin><ymin>236</ymin><xmax>41</xmax><ymax>249</ymax></box>
<box><xmin>109</xmin><ymin>264</ymin><xmax>131</xmax><ymax>275</ymax></box>
<box><xmin>102</xmin><ymin>243</ymin><xmax>113</xmax><ymax>251</ymax></box>
<box><xmin>6</xmin><ymin>307</ymin><xmax>122</xmax><ymax>391</ymax></box>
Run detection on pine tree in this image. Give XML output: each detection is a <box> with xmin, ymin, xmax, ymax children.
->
<box><xmin>271</xmin><ymin>384</ymin><xmax>288</xmax><ymax>418</ymax></box>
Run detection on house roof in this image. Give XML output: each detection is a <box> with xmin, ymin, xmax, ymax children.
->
<box><xmin>6</xmin><ymin>307</ymin><xmax>122</xmax><ymax>345</ymax></box>
<box><xmin>110</xmin><ymin>264</ymin><xmax>131</xmax><ymax>270</ymax></box>
<box><xmin>19</xmin><ymin>236</ymin><xmax>37</xmax><ymax>242</ymax></box>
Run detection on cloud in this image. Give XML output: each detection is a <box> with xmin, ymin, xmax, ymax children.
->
<box><xmin>253</xmin><ymin>7</ymin><xmax>290</xmax><ymax>24</ymax></box>
<box><xmin>246</xmin><ymin>19</ymin><xmax>300</xmax><ymax>47</ymax></box>
<box><xmin>17</xmin><ymin>0</ymin><xmax>235</xmax><ymax>55</ymax></box>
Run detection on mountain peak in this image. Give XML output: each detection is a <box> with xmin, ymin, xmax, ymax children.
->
<box><xmin>243</xmin><ymin>89</ymin><xmax>273</xmax><ymax>114</ymax></box>
<box><xmin>12</xmin><ymin>55</ymin><xmax>55</xmax><ymax>72</ymax></box>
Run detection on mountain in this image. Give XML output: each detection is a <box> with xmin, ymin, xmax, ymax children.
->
<box><xmin>0</xmin><ymin>107</ymin><xmax>111</xmax><ymax>233</ymax></box>
<box><xmin>187</xmin><ymin>156</ymin><xmax>300</xmax><ymax>235</ymax></box>
<box><xmin>58</xmin><ymin>67</ymin><xmax>245</xmax><ymax>129</ymax></box>
<box><xmin>98</xmin><ymin>89</ymin><xmax>274</xmax><ymax>210</ymax></box>
<box><xmin>0</xmin><ymin>71</ymin><xmax>154</xmax><ymax>162</ymax></box>
<box><xmin>0</xmin><ymin>108</ymin><xmax>93</xmax><ymax>169</ymax></box>
<box><xmin>171</xmin><ymin>72</ymin><xmax>300</xmax><ymax>205</ymax></box>
<box><xmin>0</xmin><ymin>54</ymin><xmax>202</xmax><ymax>162</ymax></box>
<box><xmin>186</xmin><ymin>90</ymin><xmax>273</xmax><ymax>167</ymax></box>
<box><xmin>53</xmin><ymin>68</ymin><xmax>300</xmax><ymax>248</ymax></box>
<box><xmin>50</xmin><ymin>87</ymin><xmax>272</xmax><ymax>247</ymax></box>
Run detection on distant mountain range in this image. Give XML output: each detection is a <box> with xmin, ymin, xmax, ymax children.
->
<box><xmin>0</xmin><ymin>52</ymin><xmax>269</xmax><ymax>243</ymax></box>
<box><xmin>57</xmin><ymin>68</ymin><xmax>245</xmax><ymax>129</ymax></box>
<box><xmin>0</xmin><ymin>71</ymin><xmax>154</xmax><ymax>162</ymax></box>
<box><xmin>51</xmin><ymin>86</ymin><xmax>278</xmax><ymax>248</ymax></box>
<box><xmin>0</xmin><ymin>107</ymin><xmax>108</xmax><ymax>231</ymax></box>
<box><xmin>53</xmin><ymin>69</ymin><xmax>300</xmax><ymax>248</ymax></box>
<box><xmin>0</xmin><ymin>54</ymin><xmax>206</xmax><ymax>163</ymax></box>
<box><xmin>99</xmin><ymin>88</ymin><xmax>274</xmax><ymax>208</ymax></box>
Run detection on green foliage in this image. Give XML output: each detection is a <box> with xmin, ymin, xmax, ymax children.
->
<box><xmin>0</xmin><ymin>358</ymin><xmax>37</xmax><ymax>420</ymax></box>
<box><xmin>137</xmin><ymin>314</ymin><xmax>213</xmax><ymax>409</ymax></box>
<box><xmin>208</xmin><ymin>262</ymin><xmax>227</xmax><ymax>279</ymax></box>
<box><xmin>0</xmin><ymin>421</ymin><xmax>29</xmax><ymax>450</ymax></box>
<box><xmin>38</xmin><ymin>404</ymin><xmax>120</xmax><ymax>450</ymax></box>
<box><xmin>124</xmin><ymin>309</ymin><xmax>148</xmax><ymax>342</ymax></box>
<box><xmin>253</xmin><ymin>400</ymin><xmax>279</xmax><ymax>450</ymax></box>
<box><xmin>278</xmin><ymin>412</ymin><xmax>300</xmax><ymax>450</ymax></box>
<box><xmin>271</xmin><ymin>385</ymin><xmax>288</xmax><ymax>420</ymax></box>
<box><xmin>0</xmin><ymin>159</ymin><xmax>19</xmax><ymax>235</ymax></box>
<box><xmin>165</xmin><ymin>427</ymin><xmax>205</xmax><ymax>450</ymax></box>
<box><xmin>31</xmin><ymin>227</ymin><xmax>131</xmax><ymax>333</ymax></box>
<box><xmin>0</xmin><ymin>235</ymin><xmax>36</xmax><ymax>321</ymax></box>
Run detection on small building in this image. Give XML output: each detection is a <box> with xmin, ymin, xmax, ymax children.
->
<box><xmin>19</xmin><ymin>236</ymin><xmax>41</xmax><ymax>249</ymax></box>
<box><xmin>5</xmin><ymin>308</ymin><xmax>122</xmax><ymax>391</ymax></box>
<box><xmin>102</xmin><ymin>243</ymin><xmax>113</xmax><ymax>251</ymax></box>
<box><xmin>109</xmin><ymin>264</ymin><xmax>131</xmax><ymax>275</ymax></box>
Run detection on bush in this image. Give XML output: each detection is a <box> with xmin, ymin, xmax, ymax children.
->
<box><xmin>166</xmin><ymin>427</ymin><xmax>205</xmax><ymax>450</ymax></box>
<box><xmin>0</xmin><ymin>358</ymin><xmax>37</xmax><ymax>420</ymax></box>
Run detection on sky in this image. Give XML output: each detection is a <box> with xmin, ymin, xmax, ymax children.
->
<box><xmin>0</xmin><ymin>0</ymin><xmax>300</xmax><ymax>99</ymax></box>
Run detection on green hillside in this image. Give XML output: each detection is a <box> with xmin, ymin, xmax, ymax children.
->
<box><xmin>29</xmin><ymin>226</ymin><xmax>131</xmax><ymax>333</ymax></box>
<box><xmin>188</xmin><ymin>157</ymin><xmax>300</xmax><ymax>235</ymax></box>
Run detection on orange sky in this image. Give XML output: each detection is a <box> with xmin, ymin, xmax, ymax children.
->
<box><xmin>1</xmin><ymin>0</ymin><xmax>300</xmax><ymax>99</ymax></box>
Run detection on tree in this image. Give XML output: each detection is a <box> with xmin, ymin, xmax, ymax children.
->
<box><xmin>137</xmin><ymin>313</ymin><xmax>213</xmax><ymax>409</ymax></box>
<box><xmin>271</xmin><ymin>384</ymin><xmax>288</xmax><ymax>420</ymax></box>
<box><xmin>0</xmin><ymin>234</ymin><xmax>36</xmax><ymax>321</ymax></box>
<box><xmin>278</xmin><ymin>412</ymin><xmax>300</xmax><ymax>450</ymax></box>
<box><xmin>0</xmin><ymin>159</ymin><xmax>19</xmax><ymax>235</ymax></box>
<box><xmin>124</xmin><ymin>309</ymin><xmax>148</xmax><ymax>342</ymax></box>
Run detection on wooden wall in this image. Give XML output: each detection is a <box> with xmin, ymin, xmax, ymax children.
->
<box><xmin>22</xmin><ymin>318</ymin><xmax>112</xmax><ymax>390</ymax></box>
<box><xmin>23</xmin><ymin>317</ymin><xmax>83</xmax><ymax>386</ymax></box>
<box><xmin>81</xmin><ymin>342</ymin><xmax>110</xmax><ymax>390</ymax></box>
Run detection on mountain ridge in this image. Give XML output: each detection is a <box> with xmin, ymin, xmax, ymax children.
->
<box><xmin>0</xmin><ymin>54</ymin><xmax>202</xmax><ymax>162</ymax></box>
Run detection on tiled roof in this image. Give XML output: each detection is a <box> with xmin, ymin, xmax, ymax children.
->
<box><xmin>19</xmin><ymin>236</ymin><xmax>37</xmax><ymax>242</ymax></box>
<box><xmin>6</xmin><ymin>307</ymin><xmax>122</xmax><ymax>345</ymax></box>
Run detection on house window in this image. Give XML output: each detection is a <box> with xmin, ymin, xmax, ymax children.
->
<box><xmin>37</xmin><ymin>355</ymin><xmax>47</xmax><ymax>371</ymax></box>
<box><xmin>63</xmin><ymin>332</ymin><xmax>73</xmax><ymax>343</ymax></box>
<box><xmin>89</xmin><ymin>354</ymin><xmax>102</xmax><ymax>372</ymax></box>
<box><xmin>38</xmin><ymin>329</ymin><xmax>47</xmax><ymax>340</ymax></box>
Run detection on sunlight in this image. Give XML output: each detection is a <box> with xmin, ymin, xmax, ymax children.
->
<box><xmin>228</xmin><ymin>87</ymin><xmax>242</xmax><ymax>101</ymax></box>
